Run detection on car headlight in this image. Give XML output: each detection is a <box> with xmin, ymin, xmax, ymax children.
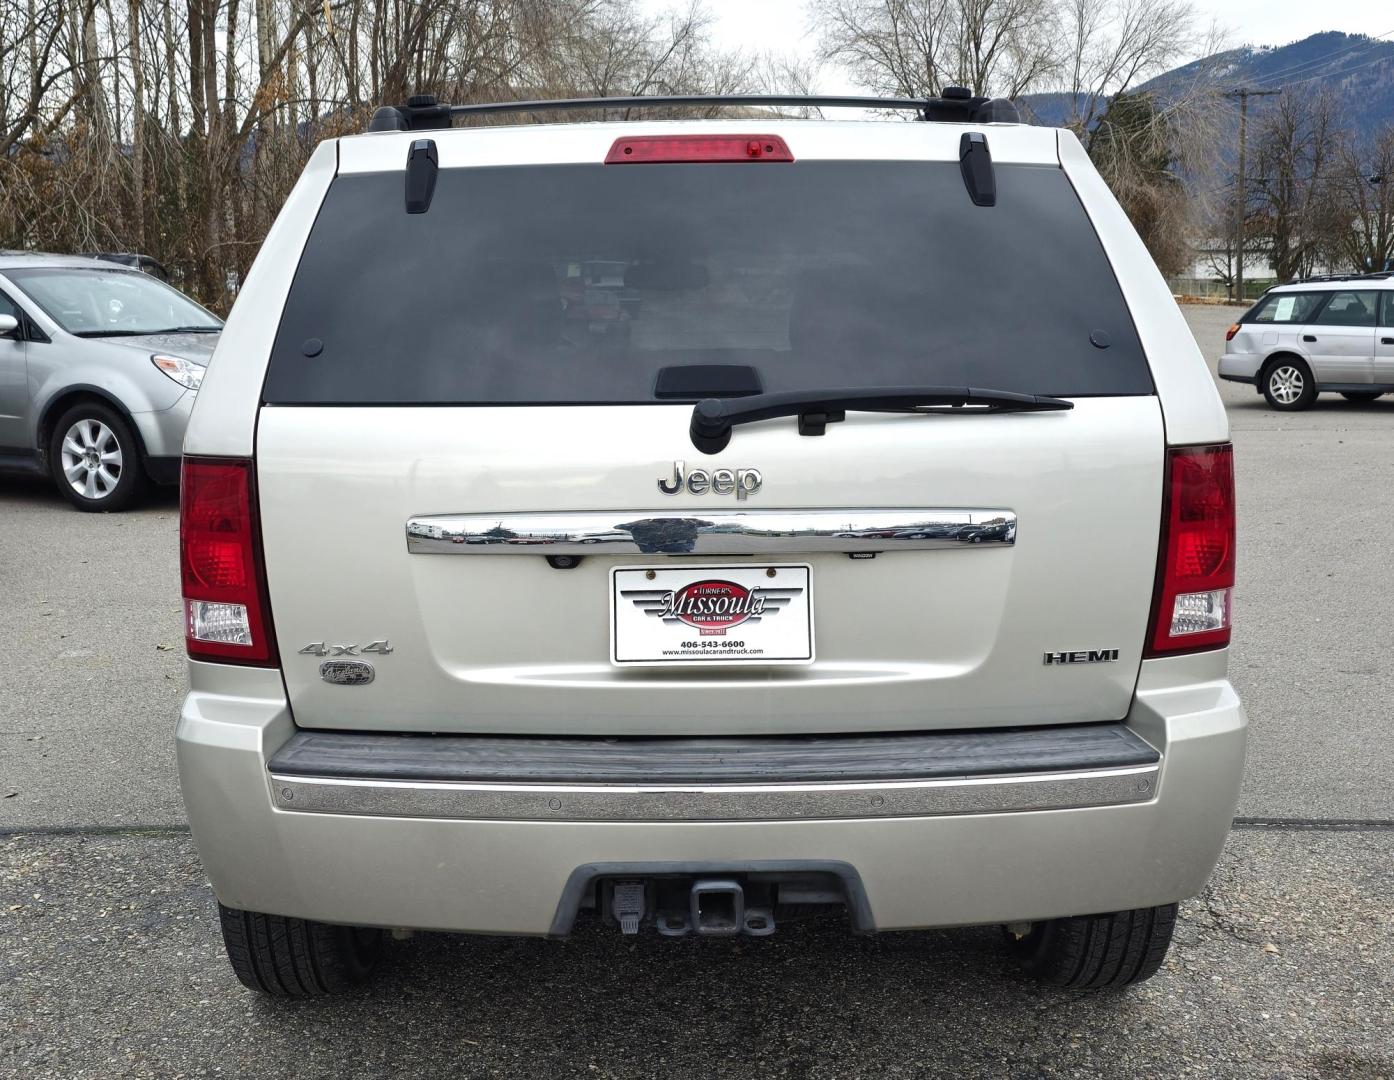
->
<box><xmin>151</xmin><ymin>354</ymin><xmax>205</xmax><ymax>391</ymax></box>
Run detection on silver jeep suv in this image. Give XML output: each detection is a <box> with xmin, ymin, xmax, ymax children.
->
<box><xmin>176</xmin><ymin>93</ymin><xmax>1246</xmax><ymax>997</ymax></box>
<box><xmin>1218</xmin><ymin>274</ymin><xmax>1394</xmax><ymax>410</ymax></box>
<box><xmin>0</xmin><ymin>252</ymin><xmax>222</xmax><ymax>510</ymax></box>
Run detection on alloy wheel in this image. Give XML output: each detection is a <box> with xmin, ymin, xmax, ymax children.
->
<box><xmin>1268</xmin><ymin>365</ymin><xmax>1304</xmax><ymax>405</ymax></box>
<box><xmin>60</xmin><ymin>418</ymin><xmax>124</xmax><ymax>500</ymax></box>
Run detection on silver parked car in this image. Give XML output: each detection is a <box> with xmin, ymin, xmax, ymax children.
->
<box><xmin>0</xmin><ymin>252</ymin><xmax>221</xmax><ymax>510</ymax></box>
<box><xmin>1218</xmin><ymin>273</ymin><xmax>1394</xmax><ymax>410</ymax></box>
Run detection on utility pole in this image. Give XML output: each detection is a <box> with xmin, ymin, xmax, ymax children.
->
<box><xmin>1226</xmin><ymin>88</ymin><xmax>1281</xmax><ymax>302</ymax></box>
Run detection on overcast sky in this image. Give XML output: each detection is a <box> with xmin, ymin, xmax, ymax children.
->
<box><xmin>638</xmin><ymin>0</ymin><xmax>1394</xmax><ymax>93</ymax></box>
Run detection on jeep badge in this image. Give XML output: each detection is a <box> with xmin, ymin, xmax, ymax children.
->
<box><xmin>658</xmin><ymin>460</ymin><xmax>761</xmax><ymax>500</ymax></box>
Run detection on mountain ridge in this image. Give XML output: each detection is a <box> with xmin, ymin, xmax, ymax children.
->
<box><xmin>1019</xmin><ymin>31</ymin><xmax>1394</xmax><ymax>141</ymax></box>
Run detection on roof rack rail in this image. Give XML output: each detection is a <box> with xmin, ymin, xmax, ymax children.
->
<box><xmin>1284</xmin><ymin>270</ymin><xmax>1394</xmax><ymax>284</ymax></box>
<box><xmin>367</xmin><ymin>90</ymin><xmax>1020</xmax><ymax>133</ymax></box>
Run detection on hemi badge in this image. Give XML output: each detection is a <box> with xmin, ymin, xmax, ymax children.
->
<box><xmin>1043</xmin><ymin>650</ymin><xmax>1120</xmax><ymax>665</ymax></box>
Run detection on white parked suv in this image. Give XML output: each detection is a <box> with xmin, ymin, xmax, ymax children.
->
<box><xmin>1218</xmin><ymin>275</ymin><xmax>1394</xmax><ymax>410</ymax></box>
<box><xmin>176</xmin><ymin>92</ymin><xmax>1246</xmax><ymax>997</ymax></box>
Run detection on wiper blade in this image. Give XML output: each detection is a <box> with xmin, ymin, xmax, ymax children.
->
<box><xmin>73</xmin><ymin>325</ymin><xmax>220</xmax><ymax>338</ymax></box>
<box><xmin>689</xmin><ymin>385</ymin><xmax>1073</xmax><ymax>454</ymax></box>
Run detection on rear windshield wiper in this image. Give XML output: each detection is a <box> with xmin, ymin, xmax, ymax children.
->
<box><xmin>689</xmin><ymin>386</ymin><xmax>1073</xmax><ymax>454</ymax></box>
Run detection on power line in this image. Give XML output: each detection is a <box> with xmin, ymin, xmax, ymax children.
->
<box><xmin>1242</xmin><ymin>28</ymin><xmax>1394</xmax><ymax>89</ymax></box>
<box><xmin>1269</xmin><ymin>48</ymin><xmax>1394</xmax><ymax>92</ymax></box>
<box><xmin>1151</xmin><ymin>29</ymin><xmax>1394</xmax><ymax>126</ymax></box>
<box><xmin>1245</xmin><ymin>34</ymin><xmax>1394</xmax><ymax>92</ymax></box>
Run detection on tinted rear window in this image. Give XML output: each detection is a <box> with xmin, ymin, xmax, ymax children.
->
<box><xmin>1310</xmin><ymin>290</ymin><xmax>1378</xmax><ymax>327</ymax></box>
<box><xmin>264</xmin><ymin>161</ymin><xmax>1152</xmax><ymax>404</ymax></box>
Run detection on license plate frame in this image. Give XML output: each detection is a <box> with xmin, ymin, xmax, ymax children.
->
<box><xmin>610</xmin><ymin>563</ymin><xmax>814</xmax><ymax>667</ymax></box>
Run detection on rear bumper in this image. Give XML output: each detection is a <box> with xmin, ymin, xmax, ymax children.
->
<box><xmin>176</xmin><ymin>653</ymin><xmax>1246</xmax><ymax>935</ymax></box>
<box><xmin>1217</xmin><ymin>354</ymin><xmax>1260</xmax><ymax>384</ymax></box>
<box><xmin>266</xmin><ymin>724</ymin><xmax>1160</xmax><ymax>821</ymax></box>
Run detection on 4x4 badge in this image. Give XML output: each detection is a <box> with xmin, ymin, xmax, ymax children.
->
<box><xmin>658</xmin><ymin>460</ymin><xmax>761</xmax><ymax>500</ymax></box>
<box><xmin>299</xmin><ymin>640</ymin><xmax>393</xmax><ymax>657</ymax></box>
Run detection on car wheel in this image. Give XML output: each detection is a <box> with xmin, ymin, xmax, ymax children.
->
<box><xmin>47</xmin><ymin>402</ymin><xmax>148</xmax><ymax>512</ymax></box>
<box><xmin>1339</xmin><ymin>390</ymin><xmax>1382</xmax><ymax>402</ymax></box>
<box><xmin>218</xmin><ymin>902</ymin><xmax>383</xmax><ymax>997</ymax></box>
<box><xmin>1007</xmin><ymin>903</ymin><xmax>1177</xmax><ymax>989</ymax></box>
<box><xmin>1261</xmin><ymin>359</ymin><xmax>1316</xmax><ymax>411</ymax></box>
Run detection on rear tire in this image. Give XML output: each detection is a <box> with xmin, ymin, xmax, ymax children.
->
<box><xmin>1008</xmin><ymin>904</ymin><xmax>1177</xmax><ymax>989</ymax></box>
<box><xmin>1260</xmin><ymin>358</ymin><xmax>1316</xmax><ymax>411</ymax></box>
<box><xmin>1339</xmin><ymin>390</ymin><xmax>1382</xmax><ymax>402</ymax></box>
<box><xmin>218</xmin><ymin>902</ymin><xmax>383</xmax><ymax>996</ymax></box>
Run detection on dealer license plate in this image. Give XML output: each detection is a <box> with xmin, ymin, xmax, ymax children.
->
<box><xmin>610</xmin><ymin>564</ymin><xmax>814</xmax><ymax>666</ymax></box>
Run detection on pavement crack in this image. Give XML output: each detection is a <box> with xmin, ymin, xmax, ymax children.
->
<box><xmin>1184</xmin><ymin>895</ymin><xmax>1267</xmax><ymax>947</ymax></box>
<box><xmin>1232</xmin><ymin>816</ymin><xmax>1394</xmax><ymax>832</ymax></box>
<box><xmin>0</xmin><ymin>823</ymin><xmax>190</xmax><ymax>838</ymax></box>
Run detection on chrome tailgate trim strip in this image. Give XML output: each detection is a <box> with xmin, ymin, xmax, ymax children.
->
<box><xmin>405</xmin><ymin>508</ymin><xmax>1016</xmax><ymax>555</ymax></box>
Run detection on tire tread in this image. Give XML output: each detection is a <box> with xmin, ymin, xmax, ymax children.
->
<box><xmin>1014</xmin><ymin>903</ymin><xmax>1177</xmax><ymax>989</ymax></box>
<box><xmin>218</xmin><ymin>902</ymin><xmax>381</xmax><ymax>997</ymax></box>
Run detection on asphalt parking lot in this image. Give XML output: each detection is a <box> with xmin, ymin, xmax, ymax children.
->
<box><xmin>2</xmin><ymin>302</ymin><xmax>1391</xmax><ymax>1079</ymax></box>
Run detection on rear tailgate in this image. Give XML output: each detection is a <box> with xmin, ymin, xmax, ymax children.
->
<box><xmin>258</xmin><ymin>401</ymin><xmax>1161</xmax><ymax>734</ymax></box>
<box><xmin>254</xmin><ymin>124</ymin><xmax>1163</xmax><ymax>735</ymax></box>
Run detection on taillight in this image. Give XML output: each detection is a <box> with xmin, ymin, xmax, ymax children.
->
<box><xmin>1147</xmin><ymin>444</ymin><xmax>1235</xmax><ymax>655</ymax></box>
<box><xmin>180</xmin><ymin>457</ymin><xmax>278</xmax><ymax>665</ymax></box>
<box><xmin>605</xmin><ymin>134</ymin><xmax>794</xmax><ymax>164</ymax></box>
<box><xmin>1225</xmin><ymin>323</ymin><xmax>1240</xmax><ymax>342</ymax></box>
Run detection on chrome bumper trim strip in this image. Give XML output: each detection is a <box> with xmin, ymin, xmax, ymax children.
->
<box><xmin>405</xmin><ymin>508</ymin><xmax>1016</xmax><ymax>555</ymax></box>
<box><xmin>269</xmin><ymin>764</ymin><xmax>1157</xmax><ymax>822</ymax></box>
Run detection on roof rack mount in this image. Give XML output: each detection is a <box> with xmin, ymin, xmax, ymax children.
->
<box><xmin>368</xmin><ymin>90</ymin><xmax>1020</xmax><ymax>133</ymax></box>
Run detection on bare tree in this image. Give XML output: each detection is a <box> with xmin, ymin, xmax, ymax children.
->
<box><xmin>1087</xmin><ymin>91</ymin><xmax>1204</xmax><ymax>278</ymax></box>
<box><xmin>810</xmin><ymin>0</ymin><xmax>1055</xmax><ymax>97</ymax></box>
<box><xmin>1200</xmin><ymin>240</ymin><xmax>1234</xmax><ymax>293</ymax></box>
<box><xmin>1247</xmin><ymin>90</ymin><xmax>1347</xmax><ymax>283</ymax></box>
<box><xmin>80</xmin><ymin>0</ymin><xmax>112</xmax><ymax>143</ymax></box>
<box><xmin>0</xmin><ymin>2</ymin><xmax>84</xmax><ymax>158</ymax></box>
<box><xmin>1333</xmin><ymin>126</ymin><xmax>1394</xmax><ymax>274</ymax></box>
<box><xmin>127</xmin><ymin>0</ymin><xmax>149</xmax><ymax>250</ymax></box>
<box><xmin>1058</xmin><ymin>0</ymin><xmax>1212</xmax><ymax>132</ymax></box>
<box><xmin>808</xmin><ymin>0</ymin><xmax>1204</xmax><ymax>104</ymax></box>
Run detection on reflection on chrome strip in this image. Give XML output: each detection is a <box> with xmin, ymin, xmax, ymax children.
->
<box><xmin>270</xmin><ymin>765</ymin><xmax>1155</xmax><ymax>821</ymax></box>
<box><xmin>405</xmin><ymin>509</ymin><xmax>1016</xmax><ymax>555</ymax></box>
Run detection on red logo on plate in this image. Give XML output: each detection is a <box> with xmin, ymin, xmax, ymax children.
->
<box><xmin>662</xmin><ymin>580</ymin><xmax>765</xmax><ymax>633</ymax></box>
